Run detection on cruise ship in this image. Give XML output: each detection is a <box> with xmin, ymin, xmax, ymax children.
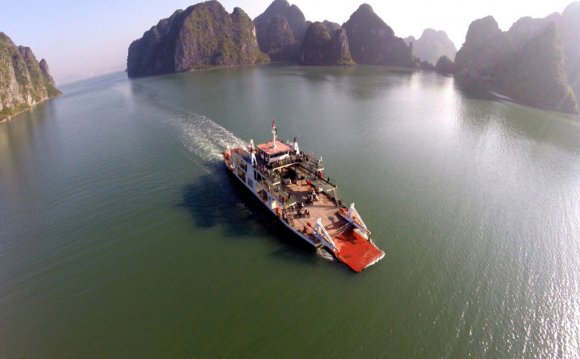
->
<box><xmin>223</xmin><ymin>121</ymin><xmax>384</xmax><ymax>272</ymax></box>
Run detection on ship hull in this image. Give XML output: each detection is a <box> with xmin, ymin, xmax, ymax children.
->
<box><xmin>223</xmin><ymin>161</ymin><xmax>322</xmax><ymax>249</ymax></box>
<box><xmin>223</xmin><ymin>156</ymin><xmax>384</xmax><ymax>272</ymax></box>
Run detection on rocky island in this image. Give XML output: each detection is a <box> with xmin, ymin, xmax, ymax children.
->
<box><xmin>299</xmin><ymin>21</ymin><xmax>354</xmax><ymax>66</ymax></box>
<box><xmin>127</xmin><ymin>1</ymin><xmax>269</xmax><ymax>78</ymax></box>
<box><xmin>292</xmin><ymin>3</ymin><xmax>413</xmax><ymax>68</ymax></box>
<box><xmin>405</xmin><ymin>29</ymin><xmax>457</xmax><ymax>66</ymax></box>
<box><xmin>454</xmin><ymin>3</ymin><xmax>580</xmax><ymax>114</ymax></box>
<box><xmin>343</xmin><ymin>4</ymin><xmax>413</xmax><ymax>67</ymax></box>
<box><xmin>254</xmin><ymin>0</ymin><xmax>308</xmax><ymax>61</ymax></box>
<box><xmin>297</xmin><ymin>3</ymin><xmax>415</xmax><ymax>68</ymax></box>
<box><xmin>0</xmin><ymin>32</ymin><xmax>60</xmax><ymax>122</ymax></box>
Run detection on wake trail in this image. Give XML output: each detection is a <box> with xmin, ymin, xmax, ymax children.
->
<box><xmin>176</xmin><ymin>113</ymin><xmax>246</xmax><ymax>167</ymax></box>
<box><xmin>173</xmin><ymin>112</ymin><xmax>260</xmax><ymax>216</ymax></box>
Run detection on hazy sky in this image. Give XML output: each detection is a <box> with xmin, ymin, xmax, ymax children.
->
<box><xmin>0</xmin><ymin>0</ymin><xmax>574</xmax><ymax>84</ymax></box>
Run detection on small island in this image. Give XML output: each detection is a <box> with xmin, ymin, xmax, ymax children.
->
<box><xmin>453</xmin><ymin>3</ymin><xmax>580</xmax><ymax>114</ymax></box>
<box><xmin>299</xmin><ymin>21</ymin><xmax>354</xmax><ymax>66</ymax></box>
<box><xmin>0</xmin><ymin>32</ymin><xmax>60</xmax><ymax>122</ymax></box>
<box><xmin>127</xmin><ymin>1</ymin><xmax>269</xmax><ymax>78</ymax></box>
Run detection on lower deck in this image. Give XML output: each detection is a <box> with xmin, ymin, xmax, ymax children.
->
<box><xmin>283</xmin><ymin>171</ymin><xmax>384</xmax><ymax>272</ymax></box>
<box><xmin>285</xmin><ymin>178</ymin><xmax>347</xmax><ymax>236</ymax></box>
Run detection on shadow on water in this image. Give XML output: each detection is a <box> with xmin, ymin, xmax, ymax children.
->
<box><xmin>270</xmin><ymin>64</ymin><xmax>414</xmax><ymax>100</ymax></box>
<box><xmin>453</xmin><ymin>79</ymin><xmax>497</xmax><ymax>102</ymax></box>
<box><xmin>455</xmin><ymin>80</ymin><xmax>580</xmax><ymax>153</ymax></box>
<box><xmin>178</xmin><ymin>164</ymin><xmax>320</xmax><ymax>267</ymax></box>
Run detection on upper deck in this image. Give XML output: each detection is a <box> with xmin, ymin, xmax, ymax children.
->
<box><xmin>257</xmin><ymin>140</ymin><xmax>292</xmax><ymax>156</ymax></box>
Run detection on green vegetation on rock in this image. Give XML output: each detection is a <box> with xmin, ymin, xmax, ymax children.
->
<box><xmin>127</xmin><ymin>1</ymin><xmax>269</xmax><ymax>78</ymax></box>
<box><xmin>435</xmin><ymin>55</ymin><xmax>455</xmax><ymax>75</ymax></box>
<box><xmin>299</xmin><ymin>22</ymin><xmax>354</xmax><ymax>66</ymax></box>
<box><xmin>454</xmin><ymin>5</ymin><xmax>580</xmax><ymax>114</ymax></box>
<box><xmin>0</xmin><ymin>32</ymin><xmax>60</xmax><ymax>121</ymax></box>
<box><xmin>253</xmin><ymin>0</ymin><xmax>308</xmax><ymax>61</ymax></box>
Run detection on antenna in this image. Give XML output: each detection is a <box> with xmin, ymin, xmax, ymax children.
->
<box><xmin>272</xmin><ymin>119</ymin><xmax>277</xmax><ymax>148</ymax></box>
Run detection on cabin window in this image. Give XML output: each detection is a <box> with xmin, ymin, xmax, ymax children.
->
<box><xmin>240</xmin><ymin>162</ymin><xmax>247</xmax><ymax>172</ymax></box>
<box><xmin>254</xmin><ymin>171</ymin><xmax>263</xmax><ymax>182</ymax></box>
<box><xmin>247</xmin><ymin>178</ymin><xmax>254</xmax><ymax>189</ymax></box>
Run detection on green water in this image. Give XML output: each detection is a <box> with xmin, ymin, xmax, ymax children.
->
<box><xmin>1</xmin><ymin>65</ymin><xmax>579</xmax><ymax>358</ymax></box>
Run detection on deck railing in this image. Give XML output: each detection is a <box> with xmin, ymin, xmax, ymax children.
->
<box><xmin>245</xmin><ymin>143</ymin><xmax>340</xmax><ymax>207</ymax></box>
<box><xmin>313</xmin><ymin>218</ymin><xmax>336</xmax><ymax>251</ymax></box>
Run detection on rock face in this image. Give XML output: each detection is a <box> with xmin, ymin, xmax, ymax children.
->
<box><xmin>407</xmin><ymin>29</ymin><xmax>457</xmax><ymax>65</ymax></box>
<box><xmin>299</xmin><ymin>22</ymin><xmax>354</xmax><ymax>66</ymax></box>
<box><xmin>0</xmin><ymin>33</ymin><xmax>60</xmax><ymax>121</ymax></box>
<box><xmin>454</xmin><ymin>16</ymin><xmax>505</xmax><ymax>75</ymax></box>
<box><xmin>263</xmin><ymin>16</ymin><xmax>295</xmax><ymax>57</ymax></box>
<box><xmin>494</xmin><ymin>24</ymin><xmax>577</xmax><ymax>113</ymax></box>
<box><xmin>454</xmin><ymin>4</ymin><xmax>580</xmax><ymax>114</ymax></box>
<box><xmin>558</xmin><ymin>2</ymin><xmax>580</xmax><ymax>108</ymax></box>
<box><xmin>254</xmin><ymin>0</ymin><xmax>308</xmax><ymax>61</ymax></box>
<box><xmin>127</xmin><ymin>1</ymin><xmax>269</xmax><ymax>78</ymax></box>
<box><xmin>404</xmin><ymin>36</ymin><xmax>416</xmax><ymax>45</ymax></box>
<box><xmin>343</xmin><ymin>4</ymin><xmax>413</xmax><ymax>67</ymax></box>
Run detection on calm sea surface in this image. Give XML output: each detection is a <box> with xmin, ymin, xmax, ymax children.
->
<box><xmin>1</xmin><ymin>65</ymin><xmax>579</xmax><ymax>358</ymax></box>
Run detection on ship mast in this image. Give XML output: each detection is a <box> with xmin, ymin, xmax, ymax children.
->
<box><xmin>272</xmin><ymin>119</ymin><xmax>277</xmax><ymax>149</ymax></box>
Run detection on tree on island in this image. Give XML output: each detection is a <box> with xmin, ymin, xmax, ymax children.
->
<box><xmin>435</xmin><ymin>55</ymin><xmax>455</xmax><ymax>75</ymax></box>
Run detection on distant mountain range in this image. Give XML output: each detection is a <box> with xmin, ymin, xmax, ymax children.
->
<box><xmin>127</xmin><ymin>1</ymin><xmax>415</xmax><ymax>73</ymax></box>
<box><xmin>405</xmin><ymin>29</ymin><xmax>457</xmax><ymax>66</ymax></box>
<box><xmin>125</xmin><ymin>0</ymin><xmax>580</xmax><ymax>114</ymax></box>
<box><xmin>0</xmin><ymin>33</ymin><xmax>60</xmax><ymax>122</ymax></box>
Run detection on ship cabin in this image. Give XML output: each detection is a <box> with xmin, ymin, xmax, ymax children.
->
<box><xmin>257</xmin><ymin>140</ymin><xmax>292</xmax><ymax>167</ymax></box>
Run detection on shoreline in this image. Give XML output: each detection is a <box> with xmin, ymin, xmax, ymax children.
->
<box><xmin>127</xmin><ymin>61</ymin><xmax>271</xmax><ymax>79</ymax></box>
<box><xmin>128</xmin><ymin>62</ymin><xmax>419</xmax><ymax>80</ymax></box>
<box><xmin>1</xmin><ymin>107</ymin><xmax>32</xmax><ymax>124</ymax></box>
<box><xmin>0</xmin><ymin>96</ymin><xmax>58</xmax><ymax>124</ymax></box>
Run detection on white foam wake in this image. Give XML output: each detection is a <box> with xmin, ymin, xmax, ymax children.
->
<box><xmin>177</xmin><ymin>114</ymin><xmax>247</xmax><ymax>163</ymax></box>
